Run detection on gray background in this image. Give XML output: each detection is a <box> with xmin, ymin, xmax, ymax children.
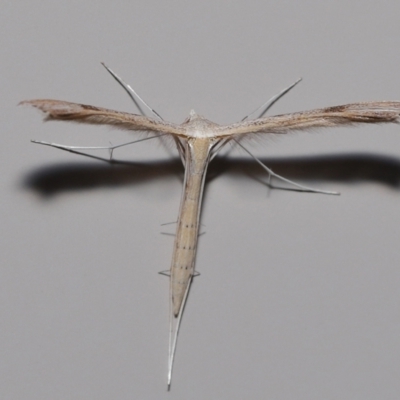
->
<box><xmin>2</xmin><ymin>1</ymin><xmax>400</xmax><ymax>399</ymax></box>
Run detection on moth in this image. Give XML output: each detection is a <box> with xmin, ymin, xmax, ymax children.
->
<box><xmin>21</xmin><ymin>64</ymin><xmax>400</xmax><ymax>389</ymax></box>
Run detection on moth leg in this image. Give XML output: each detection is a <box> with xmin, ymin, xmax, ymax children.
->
<box><xmin>235</xmin><ymin>140</ymin><xmax>340</xmax><ymax>195</ymax></box>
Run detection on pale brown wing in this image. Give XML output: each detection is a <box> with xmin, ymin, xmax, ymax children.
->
<box><xmin>20</xmin><ymin>99</ymin><xmax>186</xmax><ymax>136</ymax></box>
<box><xmin>215</xmin><ymin>101</ymin><xmax>400</xmax><ymax>137</ymax></box>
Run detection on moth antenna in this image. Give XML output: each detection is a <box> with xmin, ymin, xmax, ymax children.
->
<box><xmin>92</xmin><ymin>65</ymin><xmax>181</xmax><ymax>166</ymax></box>
<box><xmin>101</xmin><ymin>62</ymin><xmax>164</xmax><ymax>121</ymax></box>
<box><xmin>241</xmin><ymin>78</ymin><xmax>302</xmax><ymax>122</ymax></box>
<box><xmin>234</xmin><ymin>140</ymin><xmax>340</xmax><ymax>195</ymax></box>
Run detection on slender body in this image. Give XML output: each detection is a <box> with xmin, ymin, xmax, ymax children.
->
<box><xmin>168</xmin><ymin>135</ymin><xmax>219</xmax><ymax>385</ymax></box>
<box><xmin>20</xmin><ymin>67</ymin><xmax>400</xmax><ymax>388</ymax></box>
<box><xmin>170</xmin><ymin>138</ymin><xmax>215</xmax><ymax>316</ymax></box>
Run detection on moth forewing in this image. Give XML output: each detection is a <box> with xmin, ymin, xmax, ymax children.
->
<box><xmin>19</xmin><ymin>99</ymin><xmax>185</xmax><ymax>136</ymax></box>
<box><xmin>214</xmin><ymin>101</ymin><xmax>400</xmax><ymax>137</ymax></box>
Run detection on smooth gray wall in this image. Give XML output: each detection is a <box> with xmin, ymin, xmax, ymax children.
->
<box><xmin>2</xmin><ymin>1</ymin><xmax>400</xmax><ymax>399</ymax></box>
